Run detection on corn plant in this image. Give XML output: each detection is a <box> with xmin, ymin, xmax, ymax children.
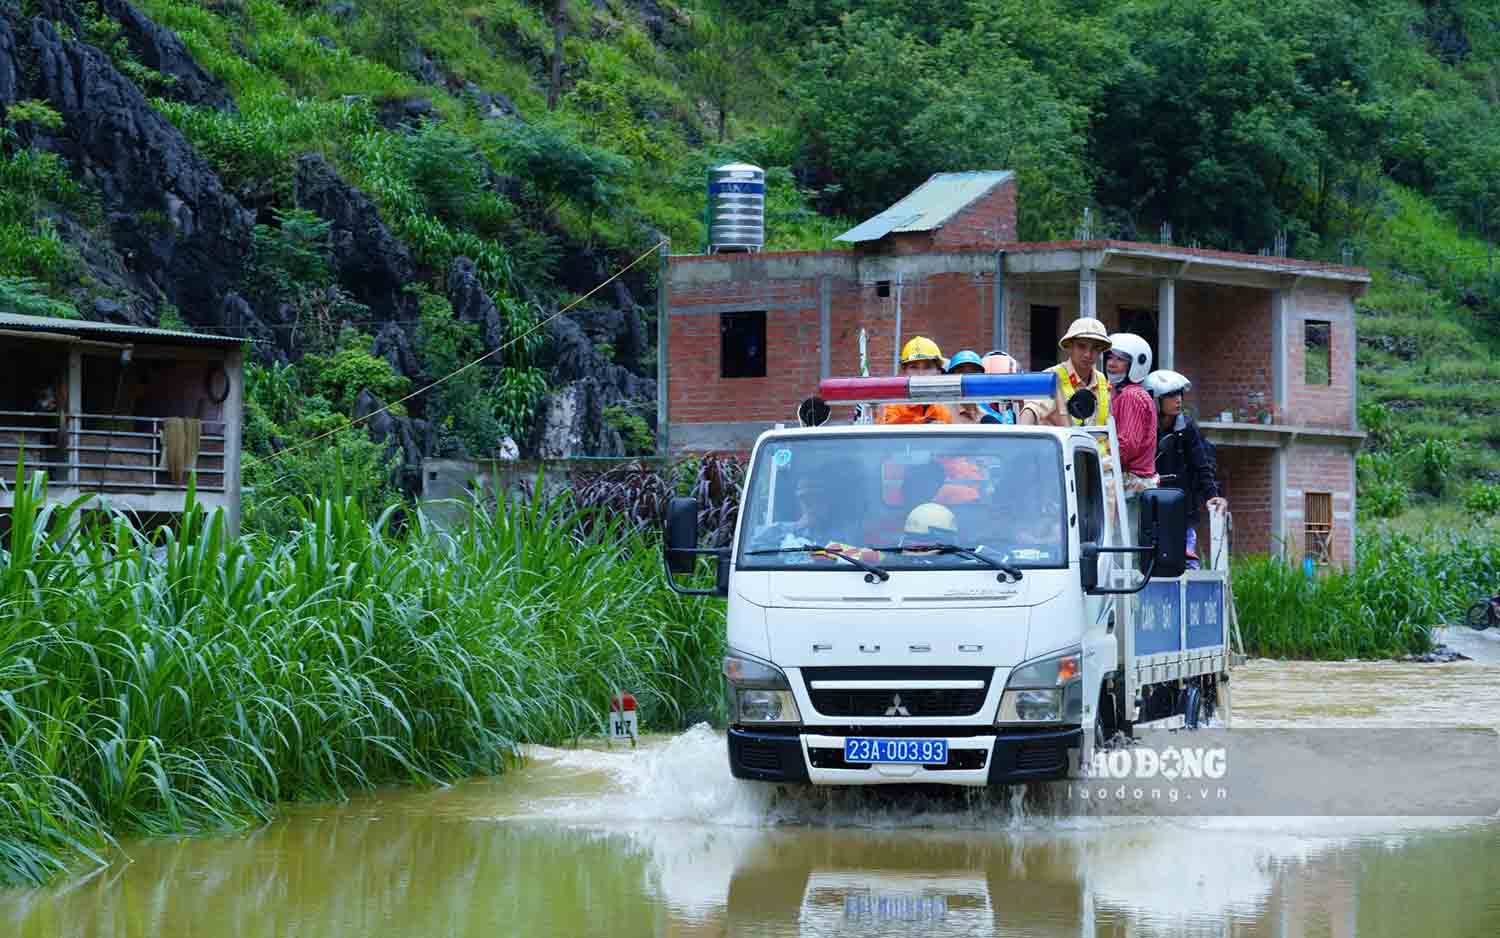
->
<box><xmin>0</xmin><ymin>470</ymin><xmax>726</xmax><ymax>887</ymax></box>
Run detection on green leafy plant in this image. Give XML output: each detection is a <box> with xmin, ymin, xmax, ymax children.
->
<box><xmin>1465</xmin><ymin>482</ymin><xmax>1500</xmax><ymax>515</ymax></box>
<box><xmin>1357</xmin><ymin>451</ymin><xmax>1409</xmax><ymax>518</ymax></box>
<box><xmin>603</xmin><ymin>404</ymin><xmax>654</xmax><ymax>455</ymax></box>
<box><xmin>302</xmin><ymin>327</ymin><xmax>412</xmax><ymax>412</ymax></box>
<box><xmin>247</xmin><ymin>207</ymin><xmax>334</xmax><ymax>302</ymax></box>
<box><xmin>0</xmin><ymin>275</ymin><xmax>77</xmax><ymax>318</ymax></box>
<box><xmin>1415</xmin><ymin>437</ymin><xmax>1456</xmax><ymax>496</ymax></box>
<box><xmin>0</xmin><ymin>471</ymin><xmax>727</xmax><ymax>886</ymax></box>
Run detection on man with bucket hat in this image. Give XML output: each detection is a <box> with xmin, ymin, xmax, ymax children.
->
<box><xmin>1019</xmin><ymin>317</ymin><xmax>1113</xmax><ymax>441</ymax></box>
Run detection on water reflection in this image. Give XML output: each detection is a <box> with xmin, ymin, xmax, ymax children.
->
<box><xmin>6</xmin><ymin>801</ymin><xmax>1497</xmax><ymax>938</ymax></box>
<box><xmin>4</xmin><ymin>714</ymin><xmax>1500</xmax><ymax>937</ymax></box>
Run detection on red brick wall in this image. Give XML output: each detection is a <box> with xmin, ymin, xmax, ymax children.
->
<box><xmin>931</xmin><ymin>178</ymin><xmax>1018</xmax><ymax>250</ymax></box>
<box><xmin>666</xmin><ymin>278</ymin><xmax>820</xmax><ymax>425</ymax></box>
<box><xmin>1284</xmin><ymin>442</ymin><xmax>1356</xmax><ymax>567</ymax></box>
<box><xmin>1175</xmin><ymin>283</ymin><xmax>1274</xmax><ymax>425</ymax></box>
<box><xmin>1215</xmin><ymin>447</ymin><xmax>1273</xmax><ymax>556</ymax></box>
<box><xmin>667</xmin><ymin>267</ymin><xmax>1002</xmax><ymax>429</ymax></box>
<box><xmin>1284</xmin><ymin>287</ymin><xmax>1355</xmax><ymax>429</ymax></box>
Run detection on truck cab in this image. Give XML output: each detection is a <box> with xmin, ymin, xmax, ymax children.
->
<box><xmin>664</xmin><ymin>375</ymin><xmax>1231</xmax><ymax>787</ymax></box>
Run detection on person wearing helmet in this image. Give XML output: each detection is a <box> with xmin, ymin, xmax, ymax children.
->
<box><xmin>1019</xmin><ymin>318</ymin><xmax>1112</xmax><ymax>445</ymax></box>
<box><xmin>902</xmin><ymin>501</ymin><xmax>958</xmax><ymax>556</ymax></box>
<box><xmin>1104</xmin><ymin>333</ymin><xmax>1159</xmax><ymax>497</ymax></box>
<box><xmin>1144</xmin><ymin>369</ymin><xmax>1227</xmax><ymax>569</ymax></box>
<box><xmin>879</xmin><ymin>336</ymin><xmax>954</xmax><ymax>425</ymax></box>
<box><xmin>979</xmin><ymin>351</ymin><xmax>1021</xmax><ymax>424</ymax></box>
<box><xmin>945</xmin><ymin>350</ymin><xmax>991</xmax><ymax>424</ymax></box>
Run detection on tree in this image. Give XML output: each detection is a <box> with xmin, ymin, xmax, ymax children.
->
<box><xmin>547</xmin><ymin>0</ymin><xmax>571</xmax><ymax>111</ymax></box>
<box><xmin>685</xmin><ymin>13</ymin><xmax>764</xmax><ymax>143</ymax></box>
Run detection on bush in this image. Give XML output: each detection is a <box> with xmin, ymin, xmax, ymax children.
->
<box><xmin>1465</xmin><ymin>482</ymin><xmax>1500</xmax><ymax>515</ymax></box>
<box><xmin>1233</xmin><ymin>529</ymin><xmax>1500</xmax><ymax>658</ymax></box>
<box><xmin>1357</xmin><ymin>451</ymin><xmax>1409</xmax><ymax>517</ymax></box>
<box><xmin>302</xmin><ymin>327</ymin><xmax>411</xmax><ymax>412</ymax></box>
<box><xmin>247</xmin><ymin>207</ymin><xmax>333</xmax><ymax>302</ymax></box>
<box><xmin>1415</xmin><ymin>437</ymin><xmax>1456</xmax><ymax>496</ymax></box>
<box><xmin>603</xmin><ymin>404</ymin><xmax>655</xmax><ymax>455</ymax></box>
<box><xmin>487</xmin><ymin>120</ymin><xmax>629</xmax><ymax>216</ymax></box>
<box><xmin>0</xmin><ymin>275</ymin><xmax>76</xmax><ymax>317</ymax></box>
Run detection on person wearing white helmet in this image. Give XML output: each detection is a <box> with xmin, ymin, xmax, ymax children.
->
<box><xmin>1104</xmin><ymin>333</ymin><xmax>1159</xmax><ymax>498</ymax></box>
<box><xmin>1145</xmin><ymin>369</ymin><xmax>1227</xmax><ymax>569</ymax></box>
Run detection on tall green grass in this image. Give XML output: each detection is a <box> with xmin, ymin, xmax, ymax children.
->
<box><xmin>1233</xmin><ymin>529</ymin><xmax>1500</xmax><ymax>659</ymax></box>
<box><xmin>0</xmin><ymin>472</ymin><xmax>724</xmax><ymax>887</ymax></box>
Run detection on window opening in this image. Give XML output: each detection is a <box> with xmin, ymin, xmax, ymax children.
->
<box><xmin>721</xmin><ymin>310</ymin><xmax>767</xmax><ymax>379</ymax></box>
<box><xmin>1304</xmin><ymin>321</ymin><xmax>1332</xmax><ymax>386</ymax></box>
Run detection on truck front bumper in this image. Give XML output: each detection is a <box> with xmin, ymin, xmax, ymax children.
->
<box><xmin>727</xmin><ymin>726</ymin><xmax>1080</xmax><ymax>786</ymax></box>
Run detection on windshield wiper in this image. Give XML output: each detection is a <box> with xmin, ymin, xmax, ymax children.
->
<box><xmin>870</xmin><ymin>544</ymin><xmax>1024</xmax><ymax>582</ymax></box>
<box><xmin>742</xmin><ymin>546</ymin><xmax>891</xmax><ymax>582</ymax></box>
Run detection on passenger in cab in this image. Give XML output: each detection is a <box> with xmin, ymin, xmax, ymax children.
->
<box><xmin>879</xmin><ymin>336</ymin><xmax>954</xmax><ymax>425</ymax></box>
<box><xmin>902</xmin><ymin>501</ymin><xmax>959</xmax><ymax>554</ymax></box>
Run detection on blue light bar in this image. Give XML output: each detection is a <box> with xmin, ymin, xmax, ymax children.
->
<box><xmin>959</xmin><ymin>373</ymin><xmax>1059</xmax><ymax>400</ymax></box>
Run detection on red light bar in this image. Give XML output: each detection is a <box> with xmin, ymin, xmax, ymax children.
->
<box><xmin>820</xmin><ymin>377</ymin><xmax>908</xmax><ymax>402</ymax></box>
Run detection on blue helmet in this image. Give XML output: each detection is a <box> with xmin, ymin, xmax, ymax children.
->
<box><xmin>945</xmin><ymin>350</ymin><xmax>985</xmax><ymax>373</ymax></box>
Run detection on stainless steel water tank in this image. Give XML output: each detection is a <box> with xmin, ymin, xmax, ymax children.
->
<box><xmin>707</xmin><ymin>163</ymin><xmax>764</xmax><ymax>252</ymax></box>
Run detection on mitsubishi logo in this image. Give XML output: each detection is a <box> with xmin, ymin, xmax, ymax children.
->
<box><xmin>885</xmin><ymin>694</ymin><xmax>910</xmax><ymax>717</ymax></box>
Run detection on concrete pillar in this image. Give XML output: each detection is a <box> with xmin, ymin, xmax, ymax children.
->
<box><xmin>992</xmin><ymin>251</ymin><xmax>1006</xmax><ymax>352</ymax></box>
<box><xmin>222</xmin><ymin>348</ymin><xmax>244</xmax><ymax>537</ymax></box>
<box><xmin>818</xmin><ymin>275</ymin><xmax>831</xmax><ymax>379</ymax></box>
<box><xmin>1270</xmin><ymin>289</ymin><xmax>1288</xmax><ymax>415</ymax></box>
<box><xmin>66</xmin><ymin>347</ymin><xmax>81</xmax><ymax>486</ymax></box>
<box><xmin>656</xmin><ymin>241</ymin><xmax>671</xmax><ymax>456</ymax></box>
<box><xmin>1078</xmin><ymin>266</ymin><xmax>1097</xmax><ymax>320</ymax></box>
<box><xmin>1157</xmin><ymin>277</ymin><xmax>1175</xmax><ymax>370</ymax></box>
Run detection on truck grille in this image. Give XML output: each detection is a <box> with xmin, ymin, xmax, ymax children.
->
<box><xmin>802</xmin><ymin>667</ymin><xmax>994</xmax><ymax>718</ymax></box>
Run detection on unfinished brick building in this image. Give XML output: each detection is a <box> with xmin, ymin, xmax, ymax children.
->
<box><xmin>659</xmin><ymin>172</ymin><xmax>1369</xmax><ymax>564</ymax></box>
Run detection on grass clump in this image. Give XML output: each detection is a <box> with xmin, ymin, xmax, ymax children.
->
<box><xmin>0</xmin><ymin>471</ymin><xmax>726</xmax><ymax>887</ymax></box>
<box><xmin>1233</xmin><ymin>529</ymin><xmax>1500</xmax><ymax>659</ymax></box>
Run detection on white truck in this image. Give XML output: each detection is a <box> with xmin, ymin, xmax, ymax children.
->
<box><xmin>663</xmin><ymin>372</ymin><xmax>1234</xmax><ymax>787</ymax></box>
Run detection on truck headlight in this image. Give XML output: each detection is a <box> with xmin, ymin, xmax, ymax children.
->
<box><xmin>997</xmin><ymin>647</ymin><xmax>1082</xmax><ymax>725</ymax></box>
<box><xmin>724</xmin><ymin>653</ymin><xmax>802</xmax><ymax>725</ymax></box>
<box><xmin>736</xmin><ymin>689</ymin><xmax>801</xmax><ymax>724</ymax></box>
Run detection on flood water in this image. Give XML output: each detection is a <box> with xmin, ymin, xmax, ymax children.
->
<box><xmin>5</xmin><ymin>661</ymin><xmax>1500</xmax><ymax>938</ymax></box>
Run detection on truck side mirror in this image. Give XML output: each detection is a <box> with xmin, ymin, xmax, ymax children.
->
<box><xmin>1138</xmin><ymin>488</ymin><xmax>1188</xmax><ymax>578</ymax></box>
<box><xmin>1066</xmin><ymin>388</ymin><xmax>1097</xmax><ymax>421</ymax></box>
<box><xmin>1080</xmin><ymin>542</ymin><xmax>1100</xmax><ymax>592</ymax></box>
<box><xmin>664</xmin><ymin>496</ymin><xmax>700</xmax><ymax>574</ymax></box>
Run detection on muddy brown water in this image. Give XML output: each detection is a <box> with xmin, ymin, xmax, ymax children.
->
<box><xmin>5</xmin><ymin>661</ymin><xmax>1500</xmax><ymax>937</ymax></box>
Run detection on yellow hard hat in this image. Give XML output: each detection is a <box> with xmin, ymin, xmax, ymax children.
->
<box><xmin>900</xmin><ymin>335</ymin><xmax>943</xmax><ymax>365</ymax></box>
<box><xmin>1059</xmin><ymin>317</ymin><xmax>1111</xmax><ymax>351</ymax></box>
<box><xmin>904</xmin><ymin>501</ymin><xmax>957</xmax><ymax>537</ymax></box>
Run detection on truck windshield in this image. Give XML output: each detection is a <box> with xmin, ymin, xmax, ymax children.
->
<box><xmin>736</xmin><ymin>433</ymin><xmax>1067</xmax><ymax>571</ymax></box>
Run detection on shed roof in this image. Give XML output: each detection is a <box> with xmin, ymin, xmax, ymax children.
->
<box><xmin>0</xmin><ymin>313</ymin><xmax>242</xmax><ymax>348</ymax></box>
<box><xmin>835</xmin><ymin>171</ymin><xmax>1014</xmax><ymax>244</ymax></box>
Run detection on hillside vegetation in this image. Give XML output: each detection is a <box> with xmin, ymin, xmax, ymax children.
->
<box><xmin>0</xmin><ymin>0</ymin><xmax>1499</xmax><ymax>526</ymax></box>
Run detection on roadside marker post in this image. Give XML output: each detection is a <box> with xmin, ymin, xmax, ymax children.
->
<box><xmin>606</xmin><ymin>691</ymin><xmax>638</xmax><ymax>747</ymax></box>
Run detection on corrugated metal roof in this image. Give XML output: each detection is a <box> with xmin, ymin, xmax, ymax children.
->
<box><xmin>0</xmin><ymin>312</ymin><xmax>243</xmax><ymax>348</ymax></box>
<box><xmin>835</xmin><ymin>171</ymin><xmax>1014</xmax><ymax>243</ymax></box>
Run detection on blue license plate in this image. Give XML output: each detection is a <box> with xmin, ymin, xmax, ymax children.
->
<box><xmin>843</xmin><ymin>737</ymin><xmax>948</xmax><ymax>764</ymax></box>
